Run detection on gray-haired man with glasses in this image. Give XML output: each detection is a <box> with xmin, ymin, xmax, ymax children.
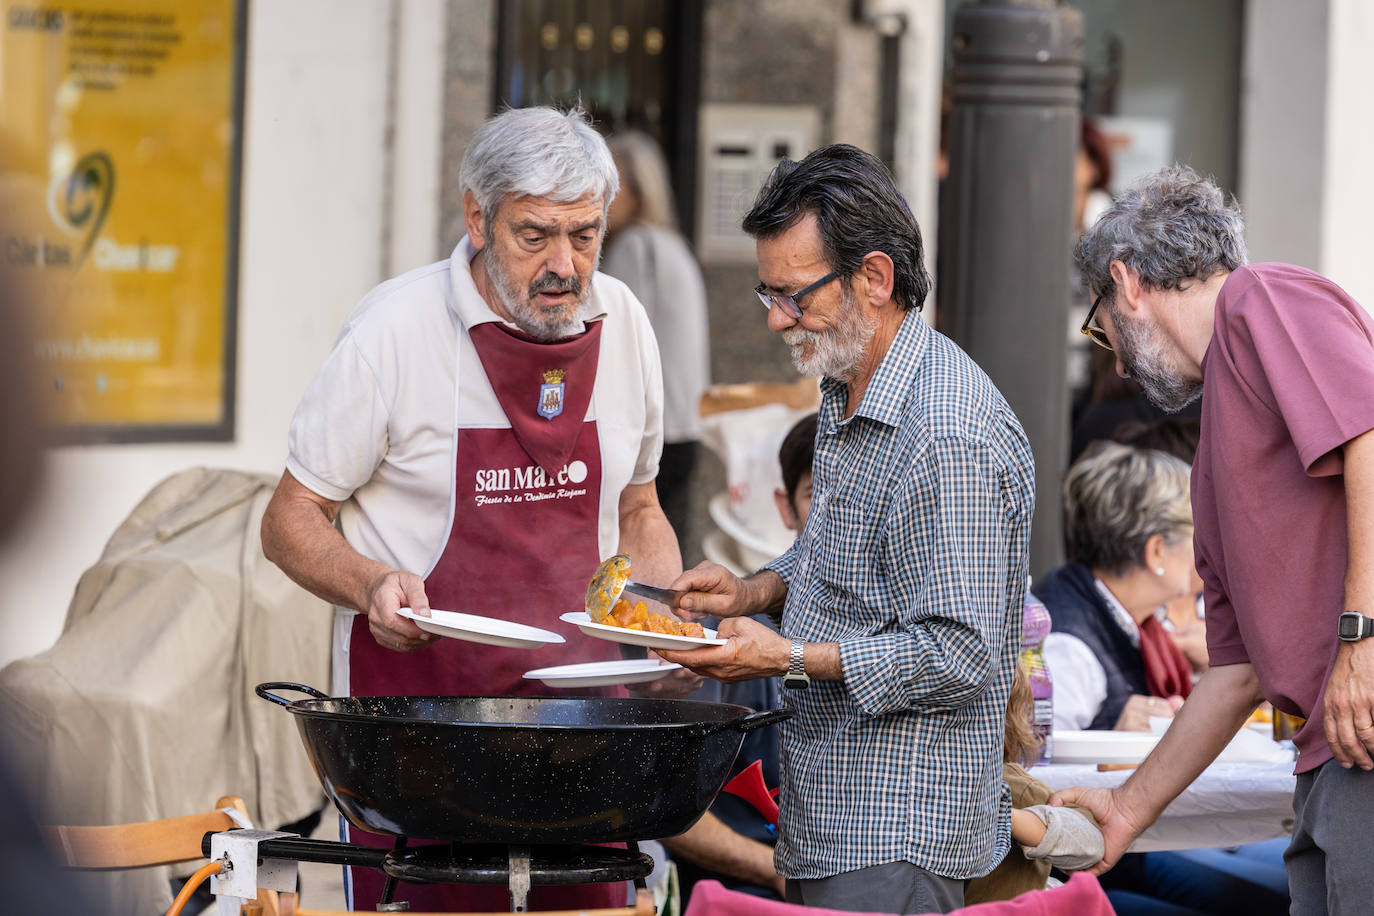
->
<box><xmin>657</xmin><ymin>145</ymin><xmax>1035</xmax><ymax>914</ymax></box>
<box><xmin>1055</xmin><ymin>164</ymin><xmax>1374</xmax><ymax>916</ymax></box>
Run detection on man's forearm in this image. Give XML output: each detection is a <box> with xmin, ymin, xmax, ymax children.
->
<box><xmin>1325</xmin><ymin>427</ymin><xmax>1374</xmax><ymax>768</ymax></box>
<box><xmin>617</xmin><ymin>483</ymin><xmax>682</xmax><ymax>593</ymax></box>
<box><xmin>1117</xmin><ymin>662</ymin><xmax>1263</xmax><ymax>824</ymax></box>
<box><xmin>261</xmin><ymin>474</ymin><xmax>387</xmax><ymax>612</ymax></box>
<box><xmin>742</xmin><ymin>570</ymin><xmax>788</xmax><ymax>618</ymax></box>
<box><xmin>1343</xmin><ymin>428</ymin><xmax>1374</xmax><ymax>613</ymax></box>
<box><xmin>660</xmin><ymin>811</ymin><xmax>781</xmax><ymax>894</ymax></box>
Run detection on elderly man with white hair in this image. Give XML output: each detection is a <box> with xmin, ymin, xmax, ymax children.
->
<box><xmin>261</xmin><ymin>106</ymin><xmax>694</xmax><ymax>913</ymax></box>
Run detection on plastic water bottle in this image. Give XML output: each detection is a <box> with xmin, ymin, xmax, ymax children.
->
<box><xmin>1021</xmin><ymin>581</ymin><xmax>1054</xmax><ymax>765</ymax></box>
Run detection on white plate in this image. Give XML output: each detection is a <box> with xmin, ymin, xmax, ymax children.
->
<box><xmin>1052</xmin><ymin>729</ymin><xmax>1161</xmax><ymax>765</ymax></box>
<box><xmin>559</xmin><ymin>611</ymin><xmax>727</xmax><ymax>651</ymax></box>
<box><xmin>522</xmin><ymin>658</ymin><xmax>683</xmax><ymax>688</ymax></box>
<box><xmin>397</xmin><ymin>608</ymin><xmax>565</xmax><ymax>650</ymax></box>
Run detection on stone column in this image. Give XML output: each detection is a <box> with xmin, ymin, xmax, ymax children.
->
<box><xmin>938</xmin><ymin>0</ymin><xmax>1083</xmax><ymax>577</ymax></box>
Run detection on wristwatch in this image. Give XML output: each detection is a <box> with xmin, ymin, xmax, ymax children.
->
<box><xmin>1338</xmin><ymin>611</ymin><xmax>1374</xmax><ymax>642</ymax></box>
<box><xmin>783</xmin><ymin>638</ymin><xmax>810</xmax><ymax>690</ymax></box>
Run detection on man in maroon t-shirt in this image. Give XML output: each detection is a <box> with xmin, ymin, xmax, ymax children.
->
<box><xmin>1054</xmin><ymin>164</ymin><xmax>1374</xmax><ymax>914</ymax></box>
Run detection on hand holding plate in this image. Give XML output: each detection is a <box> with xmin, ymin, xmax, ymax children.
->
<box><xmin>656</xmin><ymin>616</ymin><xmax>789</xmax><ymax>684</ymax></box>
<box><xmin>367</xmin><ymin>568</ymin><xmax>437</xmax><ymax>652</ymax></box>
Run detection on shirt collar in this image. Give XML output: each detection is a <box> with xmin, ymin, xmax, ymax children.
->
<box><xmin>819</xmin><ymin>310</ymin><xmax>929</xmax><ymax>429</ymax></box>
<box><xmin>447</xmin><ymin>235</ymin><xmax>608</xmax><ymax>333</ymax></box>
<box><xmin>1092</xmin><ymin>577</ymin><xmax>1142</xmax><ymax>648</ymax></box>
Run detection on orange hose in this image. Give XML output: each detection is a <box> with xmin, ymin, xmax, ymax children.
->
<box><xmin>166</xmin><ymin>860</ymin><xmax>222</xmax><ymax>916</ymax></box>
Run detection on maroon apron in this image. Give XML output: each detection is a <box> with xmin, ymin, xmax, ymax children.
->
<box><xmin>346</xmin><ymin>319</ymin><xmax>626</xmax><ymax>912</ymax></box>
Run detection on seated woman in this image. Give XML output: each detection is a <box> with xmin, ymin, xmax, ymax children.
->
<box><xmin>1038</xmin><ymin>442</ymin><xmax>1288</xmax><ymax>916</ymax></box>
<box><xmin>1112</xmin><ymin>417</ymin><xmax>1208</xmax><ymax>677</ymax></box>
<box><xmin>1041</xmin><ymin>441</ymin><xmax>1196</xmax><ymax>733</ymax></box>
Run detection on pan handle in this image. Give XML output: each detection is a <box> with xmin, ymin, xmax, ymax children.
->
<box><xmin>733</xmin><ymin>708</ymin><xmax>793</xmax><ymax>733</ymax></box>
<box><xmin>255</xmin><ymin>682</ymin><xmax>330</xmax><ymax>707</ymax></box>
<box><xmin>695</xmin><ymin>707</ymin><xmax>793</xmax><ymax>738</ymax></box>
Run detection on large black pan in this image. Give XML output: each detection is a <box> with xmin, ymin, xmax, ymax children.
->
<box><xmin>257</xmin><ymin>683</ymin><xmax>790</xmax><ymax>844</ymax></box>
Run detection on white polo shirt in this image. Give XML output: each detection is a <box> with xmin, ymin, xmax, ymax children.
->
<box><xmin>285</xmin><ymin>237</ymin><xmax>665</xmax><ymax>580</ymax></box>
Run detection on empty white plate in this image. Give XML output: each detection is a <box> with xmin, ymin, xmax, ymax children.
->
<box><xmin>559</xmin><ymin>611</ymin><xmax>727</xmax><ymax>651</ymax></box>
<box><xmin>1052</xmin><ymin>730</ymin><xmax>1161</xmax><ymax>765</ymax></box>
<box><xmin>397</xmin><ymin>608</ymin><xmax>565</xmax><ymax>650</ymax></box>
<box><xmin>522</xmin><ymin>658</ymin><xmax>683</xmax><ymax>688</ymax></box>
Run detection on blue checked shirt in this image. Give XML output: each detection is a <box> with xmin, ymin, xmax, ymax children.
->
<box><xmin>765</xmin><ymin>312</ymin><xmax>1034</xmax><ymax>880</ymax></box>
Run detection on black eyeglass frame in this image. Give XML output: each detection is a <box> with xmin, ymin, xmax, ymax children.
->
<box><xmin>1080</xmin><ymin>293</ymin><xmax>1113</xmax><ymax>351</ymax></box>
<box><xmin>755</xmin><ymin>270</ymin><xmax>842</xmax><ymax>320</ymax></box>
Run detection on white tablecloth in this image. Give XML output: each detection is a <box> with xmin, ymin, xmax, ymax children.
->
<box><xmin>1030</xmin><ymin>760</ymin><xmax>1297</xmax><ymax>852</ymax></box>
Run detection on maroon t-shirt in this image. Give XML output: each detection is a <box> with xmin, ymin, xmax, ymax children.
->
<box><xmin>1194</xmin><ymin>263</ymin><xmax>1374</xmax><ymax>773</ymax></box>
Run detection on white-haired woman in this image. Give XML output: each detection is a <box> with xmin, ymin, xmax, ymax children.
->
<box><xmin>602</xmin><ymin>130</ymin><xmax>710</xmax><ymax>546</ymax></box>
<box><xmin>1040</xmin><ymin>441</ymin><xmax>1197</xmax><ymax>733</ymax></box>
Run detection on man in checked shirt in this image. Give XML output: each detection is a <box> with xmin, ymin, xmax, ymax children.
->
<box><xmin>657</xmin><ymin>144</ymin><xmax>1035</xmax><ymax>914</ymax></box>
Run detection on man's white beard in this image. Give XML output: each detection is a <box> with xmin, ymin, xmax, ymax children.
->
<box><xmin>484</xmin><ymin>242</ymin><xmax>596</xmax><ymax>341</ymax></box>
<box><xmin>1112</xmin><ymin>305</ymin><xmax>1202</xmax><ymax>412</ymax></box>
<box><xmin>781</xmin><ymin>287</ymin><xmax>877</xmax><ymax>381</ymax></box>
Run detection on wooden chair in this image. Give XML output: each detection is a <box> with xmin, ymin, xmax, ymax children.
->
<box><xmin>44</xmin><ymin>794</ymin><xmax>273</xmax><ymax>915</ymax></box>
<box><xmin>45</xmin><ymin>794</ymin><xmax>252</xmax><ymax>871</ymax></box>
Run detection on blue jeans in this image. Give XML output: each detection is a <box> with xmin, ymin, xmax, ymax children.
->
<box><xmin>1097</xmin><ymin>845</ymin><xmax>1290</xmax><ymax>916</ymax></box>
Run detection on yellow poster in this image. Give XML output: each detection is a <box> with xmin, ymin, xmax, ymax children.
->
<box><xmin>0</xmin><ymin>0</ymin><xmax>242</xmax><ymax>439</ymax></box>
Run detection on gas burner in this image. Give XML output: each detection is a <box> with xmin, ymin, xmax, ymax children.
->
<box><xmin>203</xmin><ymin>831</ymin><xmax>653</xmax><ymax>913</ymax></box>
<box><xmin>383</xmin><ymin>841</ymin><xmax>652</xmax><ymax>887</ymax></box>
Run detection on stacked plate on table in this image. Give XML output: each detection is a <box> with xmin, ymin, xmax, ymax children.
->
<box><xmin>1052</xmin><ymin>725</ymin><xmax>1297</xmax><ymax>766</ymax></box>
<box><xmin>1052</xmin><ymin>730</ymin><xmax>1161</xmax><ymax>765</ymax></box>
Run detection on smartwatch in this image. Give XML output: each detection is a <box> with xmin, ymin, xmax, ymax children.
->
<box><xmin>1338</xmin><ymin>611</ymin><xmax>1374</xmax><ymax>642</ymax></box>
<box><xmin>783</xmin><ymin>638</ymin><xmax>810</xmax><ymax>689</ymax></box>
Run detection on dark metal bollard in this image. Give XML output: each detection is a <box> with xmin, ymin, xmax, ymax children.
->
<box><xmin>938</xmin><ymin>0</ymin><xmax>1084</xmax><ymax>578</ymax></box>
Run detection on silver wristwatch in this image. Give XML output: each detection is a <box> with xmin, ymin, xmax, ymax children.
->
<box><xmin>783</xmin><ymin>638</ymin><xmax>810</xmax><ymax>689</ymax></box>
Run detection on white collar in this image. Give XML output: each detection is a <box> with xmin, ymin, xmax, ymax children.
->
<box><xmin>1092</xmin><ymin>577</ymin><xmax>1142</xmax><ymax>649</ymax></box>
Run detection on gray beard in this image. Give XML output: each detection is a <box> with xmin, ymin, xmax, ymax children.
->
<box><xmin>483</xmin><ymin>245</ymin><xmax>596</xmax><ymax>341</ymax></box>
<box><xmin>1112</xmin><ymin>305</ymin><xmax>1203</xmax><ymax>412</ymax></box>
<box><xmin>781</xmin><ymin>287</ymin><xmax>876</xmax><ymax>381</ymax></box>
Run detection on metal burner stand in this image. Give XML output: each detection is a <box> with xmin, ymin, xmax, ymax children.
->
<box><xmin>202</xmin><ymin>831</ymin><xmax>654</xmax><ymax>913</ymax></box>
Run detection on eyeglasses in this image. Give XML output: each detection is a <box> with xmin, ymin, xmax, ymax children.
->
<box><xmin>1080</xmin><ymin>293</ymin><xmax>1113</xmax><ymax>351</ymax></box>
<box><xmin>755</xmin><ymin>270</ymin><xmax>841</xmax><ymax>319</ymax></box>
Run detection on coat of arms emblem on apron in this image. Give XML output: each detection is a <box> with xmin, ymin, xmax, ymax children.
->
<box><xmin>537</xmin><ymin>368</ymin><xmax>566</xmax><ymax>420</ymax></box>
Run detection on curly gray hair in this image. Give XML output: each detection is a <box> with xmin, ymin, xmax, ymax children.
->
<box><xmin>459</xmin><ymin>106</ymin><xmax>619</xmax><ymax>227</ymax></box>
<box><xmin>1075</xmin><ymin>164</ymin><xmax>1248</xmax><ymax>303</ymax></box>
<box><xmin>1063</xmin><ymin>441</ymin><xmax>1193</xmax><ymax>575</ymax></box>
